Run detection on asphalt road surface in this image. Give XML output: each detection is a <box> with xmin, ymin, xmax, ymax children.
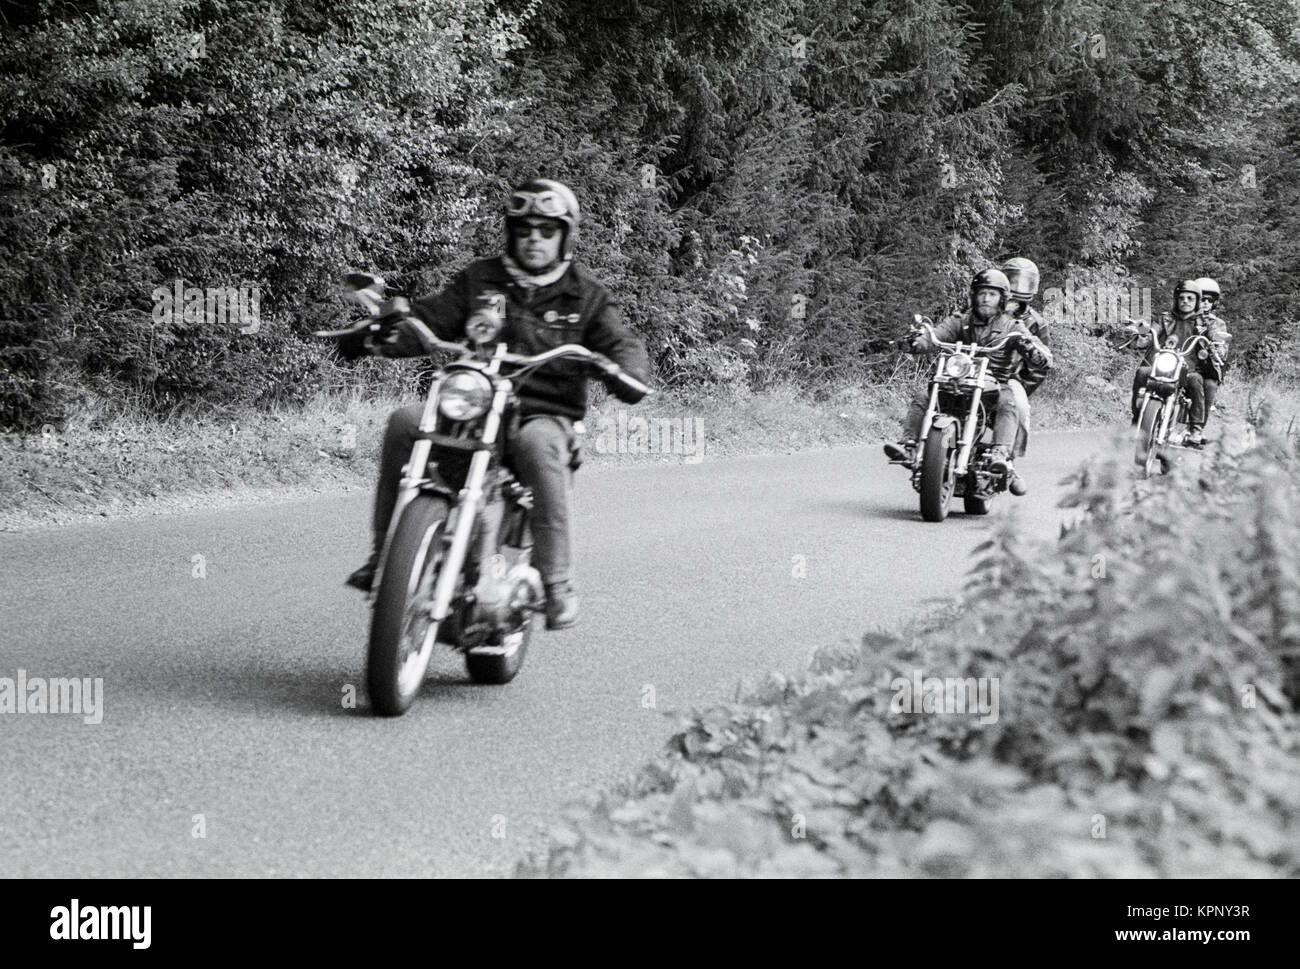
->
<box><xmin>1</xmin><ymin>428</ymin><xmax>1122</xmax><ymax>877</ymax></box>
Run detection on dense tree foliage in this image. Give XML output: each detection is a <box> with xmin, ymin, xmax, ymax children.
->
<box><xmin>2</xmin><ymin>0</ymin><xmax>1299</xmax><ymax>428</ymax></box>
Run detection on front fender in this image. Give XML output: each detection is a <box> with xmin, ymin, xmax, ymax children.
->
<box><xmin>929</xmin><ymin>413</ymin><xmax>960</xmax><ymax>434</ymax></box>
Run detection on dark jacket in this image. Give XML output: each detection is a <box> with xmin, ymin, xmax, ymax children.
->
<box><xmin>1010</xmin><ymin>305</ymin><xmax>1050</xmax><ymax>396</ymax></box>
<box><xmin>917</xmin><ymin>309</ymin><xmax>1049</xmax><ymax>384</ymax></box>
<box><xmin>394</xmin><ymin>257</ymin><xmax>650</xmax><ymax>421</ymax></box>
<box><xmin>1202</xmin><ymin>312</ymin><xmax>1231</xmax><ymax>375</ymax></box>
<box><xmin>1140</xmin><ymin>310</ymin><xmax>1228</xmax><ymax>376</ymax></box>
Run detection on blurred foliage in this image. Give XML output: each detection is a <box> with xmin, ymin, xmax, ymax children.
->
<box><xmin>3</xmin><ymin>0</ymin><xmax>1300</xmax><ymax>428</ymax></box>
<box><xmin>521</xmin><ymin>410</ymin><xmax>1300</xmax><ymax>877</ymax></box>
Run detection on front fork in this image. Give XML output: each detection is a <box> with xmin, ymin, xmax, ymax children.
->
<box><xmin>371</xmin><ymin>365</ymin><xmax>513</xmax><ymax>623</ymax></box>
<box><xmin>954</xmin><ymin>390</ymin><xmax>982</xmax><ymax>476</ymax></box>
<box><xmin>427</xmin><ymin>382</ymin><xmax>511</xmax><ymax>624</ymax></box>
<box><xmin>917</xmin><ymin>382</ymin><xmax>982</xmax><ymax>477</ymax></box>
<box><xmin>1141</xmin><ymin>381</ymin><xmax>1178</xmax><ymax>446</ymax></box>
<box><xmin>917</xmin><ymin>381</ymin><xmax>941</xmax><ymax>444</ymax></box>
<box><xmin>1160</xmin><ymin>391</ymin><xmax>1177</xmax><ymax>445</ymax></box>
<box><xmin>369</xmin><ymin>382</ymin><xmax>443</xmax><ymax>598</ymax></box>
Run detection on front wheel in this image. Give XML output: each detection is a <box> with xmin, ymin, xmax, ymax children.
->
<box><xmin>1135</xmin><ymin>397</ymin><xmax>1164</xmax><ymax>476</ymax></box>
<box><xmin>367</xmin><ymin>495</ymin><xmax>451</xmax><ymax>716</ymax></box>
<box><xmin>919</xmin><ymin>424</ymin><xmax>957</xmax><ymax>522</ymax></box>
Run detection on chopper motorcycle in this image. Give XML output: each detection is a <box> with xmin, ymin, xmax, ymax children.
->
<box><xmin>892</xmin><ymin>316</ymin><xmax>1040</xmax><ymax>522</ymax></box>
<box><xmin>1126</xmin><ymin>318</ymin><xmax>1228</xmax><ymax>477</ymax></box>
<box><xmin>318</xmin><ymin>274</ymin><xmax>651</xmax><ymax>715</ymax></box>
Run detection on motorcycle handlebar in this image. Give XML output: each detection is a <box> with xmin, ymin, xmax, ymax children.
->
<box><xmin>911</xmin><ymin>320</ymin><xmax>1025</xmax><ymax>355</ymax></box>
<box><xmin>320</xmin><ymin>277</ymin><xmax>655</xmax><ymax>396</ymax></box>
<box><xmin>500</xmin><ymin>344</ymin><xmax>655</xmax><ymax>397</ymax></box>
<box><xmin>1125</xmin><ymin>320</ymin><xmax>1224</xmax><ymax>351</ymax></box>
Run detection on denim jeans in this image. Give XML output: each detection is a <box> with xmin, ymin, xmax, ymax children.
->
<box><xmin>1007</xmin><ymin>378</ymin><xmax>1031</xmax><ymax>457</ymax></box>
<box><xmin>373</xmin><ymin>406</ymin><xmax>577</xmax><ymax>586</ymax></box>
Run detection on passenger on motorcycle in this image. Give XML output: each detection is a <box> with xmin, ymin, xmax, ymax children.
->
<box><xmin>1002</xmin><ymin>257</ymin><xmax>1049</xmax><ymax>458</ymax></box>
<box><xmin>1193</xmin><ymin>276</ymin><xmax>1231</xmax><ymax>429</ymax></box>
<box><xmin>1130</xmin><ymin>279</ymin><xmax>1227</xmax><ymax>447</ymax></box>
<box><xmin>342</xmin><ymin>178</ymin><xmax>651</xmax><ymax>630</ymax></box>
<box><xmin>884</xmin><ymin>268</ymin><xmax>1052</xmax><ymax>495</ymax></box>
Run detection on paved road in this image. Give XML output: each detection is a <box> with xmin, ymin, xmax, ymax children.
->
<box><xmin>0</xmin><ymin>429</ymin><xmax>1120</xmax><ymax>876</ymax></box>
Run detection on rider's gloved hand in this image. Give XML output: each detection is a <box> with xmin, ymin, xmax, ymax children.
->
<box><xmin>1017</xmin><ymin>333</ymin><xmax>1052</xmax><ymax>368</ymax></box>
<box><xmin>334</xmin><ymin>326</ymin><xmax>377</xmax><ymax>361</ymax></box>
<box><xmin>608</xmin><ymin>377</ymin><xmax>648</xmax><ymax>404</ymax></box>
<box><xmin>907</xmin><ymin>328</ymin><xmax>927</xmax><ymax>353</ymax></box>
<box><xmin>590</xmin><ymin>352</ymin><xmax>650</xmax><ymax>404</ymax></box>
<box><xmin>371</xmin><ymin>313</ymin><xmax>425</xmax><ymax>358</ymax></box>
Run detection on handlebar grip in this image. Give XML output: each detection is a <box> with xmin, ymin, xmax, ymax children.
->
<box><xmin>594</xmin><ymin>356</ymin><xmax>652</xmax><ymax>399</ymax></box>
<box><xmin>614</xmin><ymin>371</ymin><xmax>653</xmax><ymax>399</ymax></box>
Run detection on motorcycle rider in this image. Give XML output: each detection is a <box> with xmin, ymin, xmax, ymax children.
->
<box><xmin>341</xmin><ymin>178</ymin><xmax>651</xmax><ymax>631</ymax></box>
<box><xmin>883</xmin><ymin>268</ymin><xmax>1052</xmax><ymax>495</ymax></box>
<box><xmin>1193</xmin><ymin>276</ymin><xmax>1230</xmax><ymax>430</ymax></box>
<box><xmin>1130</xmin><ymin>279</ymin><xmax>1227</xmax><ymax>447</ymax></box>
<box><xmin>1002</xmin><ymin>257</ymin><xmax>1049</xmax><ymax>459</ymax></box>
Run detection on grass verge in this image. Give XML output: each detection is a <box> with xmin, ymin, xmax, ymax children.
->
<box><xmin>2</xmin><ymin>369</ymin><xmax>1295</xmax><ymax>532</ymax></box>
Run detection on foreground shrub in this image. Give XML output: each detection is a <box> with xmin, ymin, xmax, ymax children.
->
<box><xmin>522</xmin><ymin>415</ymin><xmax>1300</xmax><ymax>877</ymax></box>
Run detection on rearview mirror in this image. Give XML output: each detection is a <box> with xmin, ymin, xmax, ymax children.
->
<box><xmin>345</xmin><ymin>272</ymin><xmax>383</xmax><ymax>293</ymax></box>
<box><xmin>344</xmin><ymin>273</ymin><xmax>387</xmax><ymax>316</ymax></box>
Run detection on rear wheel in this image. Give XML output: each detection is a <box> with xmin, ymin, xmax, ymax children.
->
<box><xmin>465</xmin><ymin>619</ymin><xmax>533</xmax><ymax>685</ymax></box>
<box><xmin>465</xmin><ymin>520</ymin><xmax>536</xmax><ymax>685</ymax></box>
<box><xmin>919</xmin><ymin>424</ymin><xmax>957</xmax><ymax>522</ymax></box>
<box><xmin>367</xmin><ymin>495</ymin><xmax>450</xmax><ymax>716</ymax></box>
<box><xmin>963</xmin><ymin>493</ymin><xmax>992</xmax><ymax>515</ymax></box>
<box><xmin>1135</xmin><ymin>397</ymin><xmax>1164</xmax><ymax>476</ymax></box>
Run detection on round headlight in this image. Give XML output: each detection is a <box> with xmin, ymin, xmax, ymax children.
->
<box><xmin>944</xmin><ymin>353</ymin><xmax>973</xmax><ymax>379</ymax></box>
<box><xmin>1152</xmin><ymin>350</ymin><xmax>1179</xmax><ymax>377</ymax></box>
<box><xmin>437</xmin><ymin>371</ymin><xmax>492</xmax><ymax>421</ymax></box>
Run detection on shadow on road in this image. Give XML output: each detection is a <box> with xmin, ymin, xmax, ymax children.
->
<box><xmin>106</xmin><ymin>648</ymin><xmax>506</xmax><ymax>720</ymax></box>
<box><xmin>825</xmin><ymin>498</ymin><xmax>995</xmax><ymax>524</ymax></box>
<box><xmin>816</xmin><ymin>498</ymin><xmax>916</xmax><ymax>522</ymax></box>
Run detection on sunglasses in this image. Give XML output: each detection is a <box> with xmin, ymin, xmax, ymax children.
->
<box><xmin>511</xmin><ymin>222</ymin><xmax>561</xmax><ymax>240</ymax></box>
<box><xmin>508</xmin><ymin>190</ymin><xmax>569</xmax><ymax>218</ymax></box>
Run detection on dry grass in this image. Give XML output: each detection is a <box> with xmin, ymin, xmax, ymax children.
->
<box><xmin>8</xmin><ymin>368</ymin><xmax>1272</xmax><ymax>531</ymax></box>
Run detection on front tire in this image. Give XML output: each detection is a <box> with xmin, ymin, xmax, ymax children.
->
<box><xmin>919</xmin><ymin>424</ymin><xmax>957</xmax><ymax>522</ymax></box>
<box><xmin>1135</xmin><ymin>396</ymin><xmax>1164</xmax><ymax>476</ymax></box>
<box><xmin>367</xmin><ymin>495</ymin><xmax>451</xmax><ymax>716</ymax></box>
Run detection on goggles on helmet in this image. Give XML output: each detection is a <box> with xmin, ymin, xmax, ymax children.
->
<box><xmin>507</xmin><ymin>190</ymin><xmax>572</xmax><ymax>219</ymax></box>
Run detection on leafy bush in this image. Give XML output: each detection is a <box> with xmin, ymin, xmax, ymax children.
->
<box><xmin>522</xmin><ymin>413</ymin><xmax>1300</xmax><ymax>877</ymax></box>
